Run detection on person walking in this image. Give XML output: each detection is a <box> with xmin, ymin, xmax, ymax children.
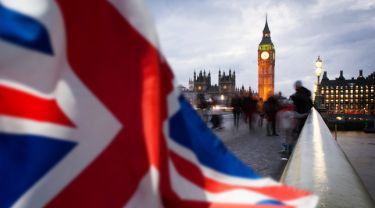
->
<box><xmin>278</xmin><ymin>100</ymin><xmax>297</xmax><ymax>158</ymax></box>
<box><xmin>264</xmin><ymin>94</ymin><xmax>279</xmax><ymax>136</ymax></box>
<box><xmin>231</xmin><ymin>94</ymin><xmax>242</xmax><ymax>129</ymax></box>
<box><xmin>241</xmin><ymin>93</ymin><xmax>257</xmax><ymax>130</ymax></box>
<box><xmin>290</xmin><ymin>80</ymin><xmax>313</xmax><ymax>134</ymax></box>
<box><xmin>197</xmin><ymin>93</ymin><xmax>209</xmax><ymax>123</ymax></box>
<box><xmin>256</xmin><ymin>98</ymin><xmax>264</xmax><ymax>128</ymax></box>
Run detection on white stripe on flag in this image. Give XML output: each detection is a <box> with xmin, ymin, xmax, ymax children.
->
<box><xmin>8</xmin><ymin>2</ymin><xmax>122</xmax><ymax>207</ymax></box>
<box><xmin>169</xmin><ymin>160</ymin><xmax>279</xmax><ymax>204</ymax></box>
<box><xmin>167</xmin><ymin>136</ymin><xmax>280</xmax><ymax>187</ymax></box>
<box><xmin>125</xmin><ymin>166</ymin><xmax>163</xmax><ymax>208</ymax></box>
<box><xmin>284</xmin><ymin>195</ymin><xmax>319</xmax><ymax>208</ymax></box>
<box><xmin>0</xmin><ymin>0</ymin><xmax>49</xmax><ymax>19</ymax></box>
<box><xmin>0</xmin><ymin>116</ymin><xmax>75</xmax><ymax>141</ymax></box>
<box><xmin>108</xmin><ymin>0</ymin><xmax>159</xmax><ymax>49</ymax></box>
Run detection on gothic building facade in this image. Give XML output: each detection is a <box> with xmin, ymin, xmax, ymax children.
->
<box><xmin>191</xmin><ymin>69</ymin><xmax>236</xmax><ymax>94</ymax></box>
<box><xmin>185</xmin><ymin>69</ymin><xmax>241</xmax><ymax>105</ymax></box>
<box><xmin>318</xmin><ymin>70</ymin><xmax>375</xmax><ymax>115</ymax></box>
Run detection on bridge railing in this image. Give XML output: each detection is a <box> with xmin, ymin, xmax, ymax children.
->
<box><xmin>280</xmin><ymin>108</ymin><xmax>375</xmax><ymax>208</ymax></box>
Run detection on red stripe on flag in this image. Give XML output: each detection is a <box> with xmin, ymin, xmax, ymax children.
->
<box><xmin>48</xmin><ymin>0</ymin><xmax>174</xmax><ymax>207</ymax></box>
<box><xmin>170</xmin><ymin>151</ymin><xmax>311</xmax><ymax>201</ymax></box>
<box><xmin>157</xmin><ymin>61</ymin><xmax>183</xmax><ymax>206</ymax></box>
<box><xmin>142</xmin><ymin>43</ymin><xmax>162</xmax><ymax>168</ymax></box>
<box><xmin>0</xmin><ymin>85</ymin><xmax>74</xmax><ymax>127</ymax></box>
<box><xmin>175</xmin><ymin>200</ymin><xmax>294</xmax><ymax>208</ymax></box>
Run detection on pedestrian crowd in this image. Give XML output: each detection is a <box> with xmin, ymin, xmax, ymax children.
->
<box><xmin>230</xmin><ymin>80</ymin><xmax>313</xmax><ymax>159</ymax></box>
<box><xmin>195</xmin><ymin>80</ymin><xmax>313</xmax><ymax>159</ymax></box>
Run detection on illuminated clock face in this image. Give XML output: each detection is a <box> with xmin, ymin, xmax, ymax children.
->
<box><xmin>261</xmin><ymin>51</ymin><xmax>270</xmax><ymax>60</ymax></box>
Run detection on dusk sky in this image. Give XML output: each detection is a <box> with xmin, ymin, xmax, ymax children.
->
<box><xmin>145</xmin><ymin>0</ymin><xmax>375</xmax><ymax>96</ymax></box>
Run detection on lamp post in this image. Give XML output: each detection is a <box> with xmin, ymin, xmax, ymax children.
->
<box><xmin>335</xmin><ymin>116</ymin><xmax>342</xmax><ymax>141</ymax></box>
<box><xmin>315</xmin><ymin>56</ymin><xmax>322</xmax><ymax>86</ymax></box>
<box><xmin>315</xmin><ymin>56</ymin><xmax>323</xmax><ymax>109</ymax></box>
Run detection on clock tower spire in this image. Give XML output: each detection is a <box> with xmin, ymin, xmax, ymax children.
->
<box><xmin>258</xmin><ymin>16</ymin><xmax>275</xmax><ymax>100</ymax></box>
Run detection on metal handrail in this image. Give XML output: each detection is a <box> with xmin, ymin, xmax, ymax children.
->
<box><xmin>280</xmin><ymin>108</ymin><xmax>375</xmax><ymax>208</ymax></box>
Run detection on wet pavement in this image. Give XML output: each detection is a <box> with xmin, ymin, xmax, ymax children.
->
<box><xmin>337</xmin><ymin>131</ymin><xmax>375</xmax><ymax>201</ymax></box>
<box><xmin>204</xmin><ymin>113</ymin><xmax>375</xmax><ymax>200</ymax></box>
<box><xmin>209</xmin><ymin>113</ymin><xmax>287</xmax><ymax>180</ymax></box>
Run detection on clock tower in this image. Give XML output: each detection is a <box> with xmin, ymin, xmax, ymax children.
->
<box><xmin>258</xmin><ymin>17</ymin><xmax>275</xmax><ymax>100</ymax></box>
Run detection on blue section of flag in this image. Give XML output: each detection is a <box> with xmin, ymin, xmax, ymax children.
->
<box><xmin>257</xmin><ymin>199</ymin><xmax>285</xmax><ymax>205</ymax></box>
<box><xmin>0</xmin><ymin>133</ymin><xmax>76</xmax><ymax>208</ymax></box>
<box><xmin>169</xmin><ymin>95</ymin><xmax>260</xmax><ymax>179</ymax></box>
<box><xmin>0</xmin><ymin>4</ymin><xmax>54</xmax><ymax>55</ymax></box>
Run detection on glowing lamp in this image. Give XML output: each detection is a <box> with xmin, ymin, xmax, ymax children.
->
<box><xmin>315</xmin><ymin>56</ymin><xmax>323</xmax><ymax>69</ymax></box>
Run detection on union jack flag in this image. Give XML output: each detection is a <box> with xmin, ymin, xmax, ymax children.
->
<box><xmin>0</xmin><ymin>0</ymin><xmax>318</xmax><ymax>207</ymax></box>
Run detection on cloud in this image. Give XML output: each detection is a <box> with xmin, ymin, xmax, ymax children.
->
<box><xmin>145</xmin><ymin>0</ymin><xmax>375</xmax><ymax>96</ymax></box>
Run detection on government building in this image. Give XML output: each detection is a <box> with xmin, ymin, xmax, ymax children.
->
<box><xmin>317</xmin><ymin>70</ymin><xmax>375</xmax><ymax>115</ymax></box>
<box><xmin>182</xmin><ymin>69</ymin><xmax>253</xmax><ymax>106</ymax></box>
<box><xmin>192</xmin><ymin>69</ymin><xmax>236</xmax><ymax>95</ymax></box>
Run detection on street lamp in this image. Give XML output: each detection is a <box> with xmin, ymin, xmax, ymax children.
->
<box><xmin>313</xmin><ymin>85</ymin><xmax>317</xmax><ymax>92</ymax></box>
<box><xmin>220</xmin><ymin>94</ymin><xmax>225</xmax><ymax>105</ymax></box>
<box><xmin>315</xmin><ymin>56</ymin><xmax>323</xmax><ymax>85</ymax></box>
<box><xmin>314</xmin><ymin>56</ymin><xmax>323</xmax><ymax>109</ymax></box>
<box><xmin>335</xmin><ymin>116</ymin><xmax>342</xmax><ymax>141</ymax></box>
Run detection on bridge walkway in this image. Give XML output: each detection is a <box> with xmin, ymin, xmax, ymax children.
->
<box><xmin>210</xmin><ymin>113</ymin><xmax>287</xmax><ymax>180</ymax></box>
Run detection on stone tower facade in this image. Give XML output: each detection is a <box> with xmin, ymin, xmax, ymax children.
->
<box><xmin>258</xmin><ymin>17</ymin><xmax>275</xmax><ymax>100</ymax></box>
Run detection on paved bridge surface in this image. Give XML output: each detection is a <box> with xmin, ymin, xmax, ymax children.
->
<box><xmin>209</xmin><ymin>113</ymin><xmax>375</xmax><ymax>202</ymax></box>
<box><xmin>210</xmin><ymin>113</ymin><xmax>287</xmax><ymax>180</ymax></box>
<box><xmin>336</xmin><ymin>131</ymin><xmax>375</xmax><ymax>200</ymax></box>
